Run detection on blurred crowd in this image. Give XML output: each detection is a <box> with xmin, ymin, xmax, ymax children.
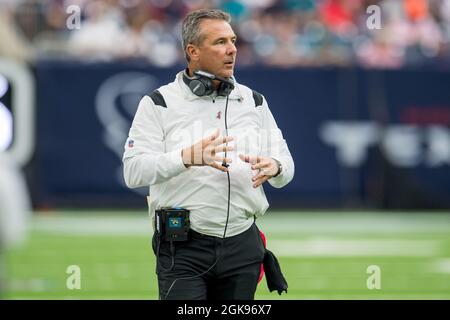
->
<box><xmin>1</xmin><ymin>0</ymin><xmax>450</xmax><ymax>68</ymax></box>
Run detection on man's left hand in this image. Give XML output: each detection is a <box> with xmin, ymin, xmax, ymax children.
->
<box><xmin>239</xmin><ymin>154</ymin><xmax>280</xmax><ymax>188</ymax></box>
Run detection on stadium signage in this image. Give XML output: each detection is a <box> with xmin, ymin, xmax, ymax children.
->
<box><xmin>321</xmin><ymin>121</ymin><xmax>450</xmax><ymax>167</ymax></box>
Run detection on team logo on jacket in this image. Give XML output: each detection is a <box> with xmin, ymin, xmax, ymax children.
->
<box><xmin>216</xmin><ymin>111</ymin><xmax>221</xmax><ymax>119</ymax></box>
<box><xmin>128</xmin><ymin>139</ymin><xmax>134</xmax><ymax>148</ymax></box>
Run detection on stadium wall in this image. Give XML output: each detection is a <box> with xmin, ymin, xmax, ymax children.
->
<box><xmin>25</xmin><ymin>61</ymin><xmax>450</xmax><ymax>209</ymax></box>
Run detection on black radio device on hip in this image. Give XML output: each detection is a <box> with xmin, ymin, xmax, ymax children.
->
<box><xmin>155</xmin><ymin>207</ymin><xmax>190</xmax><ymax>242</ymax></box>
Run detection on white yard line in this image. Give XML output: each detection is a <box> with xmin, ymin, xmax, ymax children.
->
<box><xmin>267</xmin><ymin>239</ymin><xmax>440</xmax><ymax>257</ymax></box>
<box><xmin>32</xmin><ymin>215</ymin><xmax>153</xmax><ymax>236</ymax></box>
<box><xmin>432</xmin><ymin>258</ymin><xmax>450</xmax><ymax>274</ymax></box>
<box><xmin>256</xmin><ymin>212</ymin><xmax>450</xmax><ymax>234</ymax></box>
<box><xmin>31</xmin><ymin>211</ymin><xmax>450</xmax><ymax>236</ymax></box>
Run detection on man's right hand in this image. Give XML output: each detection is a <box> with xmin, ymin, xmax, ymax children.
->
<box><xmin>181</xmin><ymin>128</ymin><xmax>234</xmax><ymax>172</ymax></box>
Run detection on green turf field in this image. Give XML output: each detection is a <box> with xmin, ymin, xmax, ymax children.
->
<box><xmin>2</xmin><ymin>210</ymin><xmax>450</xmax><ymax>299</ymax></box>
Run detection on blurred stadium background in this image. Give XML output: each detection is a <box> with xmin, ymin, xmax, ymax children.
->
<box><xmin>1</xmin><ymin>0</ymin><xmax>450</xmax><ymax>299</ymax></box>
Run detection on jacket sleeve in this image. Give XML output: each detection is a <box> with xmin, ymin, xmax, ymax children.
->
<box><xmin>122</xmin><ymin>95</ymin><xmax>187</xmax><ymax>188</ymax></box>
<box><xmin>259</xmin><ymin>95</ymin><xmax>295</xmax><ymax>189</ymax></box>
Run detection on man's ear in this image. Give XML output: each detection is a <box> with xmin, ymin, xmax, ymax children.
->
<box><xmin>186</xmin><ymin>44</ymin><xmax>200</xmax><ymax>61</ymax></box>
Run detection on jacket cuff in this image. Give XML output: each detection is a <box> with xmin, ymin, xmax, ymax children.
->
<box><xmin>166</xmin><ymin>149</ymin><xmax>189</xmax><ymax>176</ymax></box>
<box><xmin>268</xmin><ymin>157</ymin><xmax>285</xmax><ymax>187</ymax></box>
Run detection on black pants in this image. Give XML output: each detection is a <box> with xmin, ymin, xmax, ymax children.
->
<box><xmin>152</xmin><ymin>223</ymin><xmax>265</xmax><ymax>300</ymax></box>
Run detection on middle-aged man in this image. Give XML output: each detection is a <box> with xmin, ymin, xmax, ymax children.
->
<box><xmin>123</xmin><ymin>9</ymin><xmax>294</xmax><ymax>300</ymax></box>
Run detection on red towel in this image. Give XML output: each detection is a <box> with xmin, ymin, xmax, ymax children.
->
<box><xmin>258</xmin><ymin>230</ymin><xmax>267</xmax><ymax>283</ymax></box>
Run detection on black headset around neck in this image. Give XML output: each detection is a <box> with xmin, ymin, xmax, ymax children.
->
<box><xmin>183</xmin><ymin>69</ymin><xmax>235</xmax><ymax>97</ymax></box>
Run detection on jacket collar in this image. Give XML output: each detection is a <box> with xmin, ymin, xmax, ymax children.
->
<box><xmin>176</xmin><ymin>70</ymin><xmax>244</xmax><ymax>102</ymax></box>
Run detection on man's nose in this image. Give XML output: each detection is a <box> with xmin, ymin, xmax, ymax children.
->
<box><xmin>227</xmin><ymin>42</ymin><xmax>237</xmax><ymax>55</ymax></box>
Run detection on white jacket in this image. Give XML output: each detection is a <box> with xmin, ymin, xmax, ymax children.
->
<box><xmin>123</xmin><ymin>70</ymin><xmax>294</xmax><ymax>237</ymax></box>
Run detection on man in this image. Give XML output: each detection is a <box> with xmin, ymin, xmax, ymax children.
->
<box><xmin>123</xmin><ymin>9</ymin><xmax>294</xmax><ymax>300</ymax></box>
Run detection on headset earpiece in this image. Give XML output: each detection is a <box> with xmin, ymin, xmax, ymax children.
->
<box><xmin>217</xmin><ymin>80</ymin><xmax>235</xmax><ymax>97</ymax></box>
<box><xmin>184</xmin><ymin>70</ymin><xmax>234</xmax><ymax>97</ymax></box>
<box><xmin>189</xmin><ymin>78</ymin><xmax>213</xmax><ymax>96</ymax></box>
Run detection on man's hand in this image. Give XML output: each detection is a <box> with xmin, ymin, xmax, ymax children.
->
<box><xmin>182</xmin><ymin>128</ymin><xmax>234</xmax><ymax>172</ymax></box>
<box><xmin>239</xmin><ymin>154</ymin><xmax>280</xmax><ymax>188</ymax></box>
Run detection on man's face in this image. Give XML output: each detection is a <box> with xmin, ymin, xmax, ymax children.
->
<box><xmin>191</xmin><ymin>19</ymin><xmax>237</xmax><ymax>79</ymax></box>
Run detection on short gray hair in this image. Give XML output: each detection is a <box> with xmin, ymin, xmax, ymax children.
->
<box><xmin>181</xmin><ymin>9</ymin><xmax>231</xmax><ymax>62</ymax></box>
